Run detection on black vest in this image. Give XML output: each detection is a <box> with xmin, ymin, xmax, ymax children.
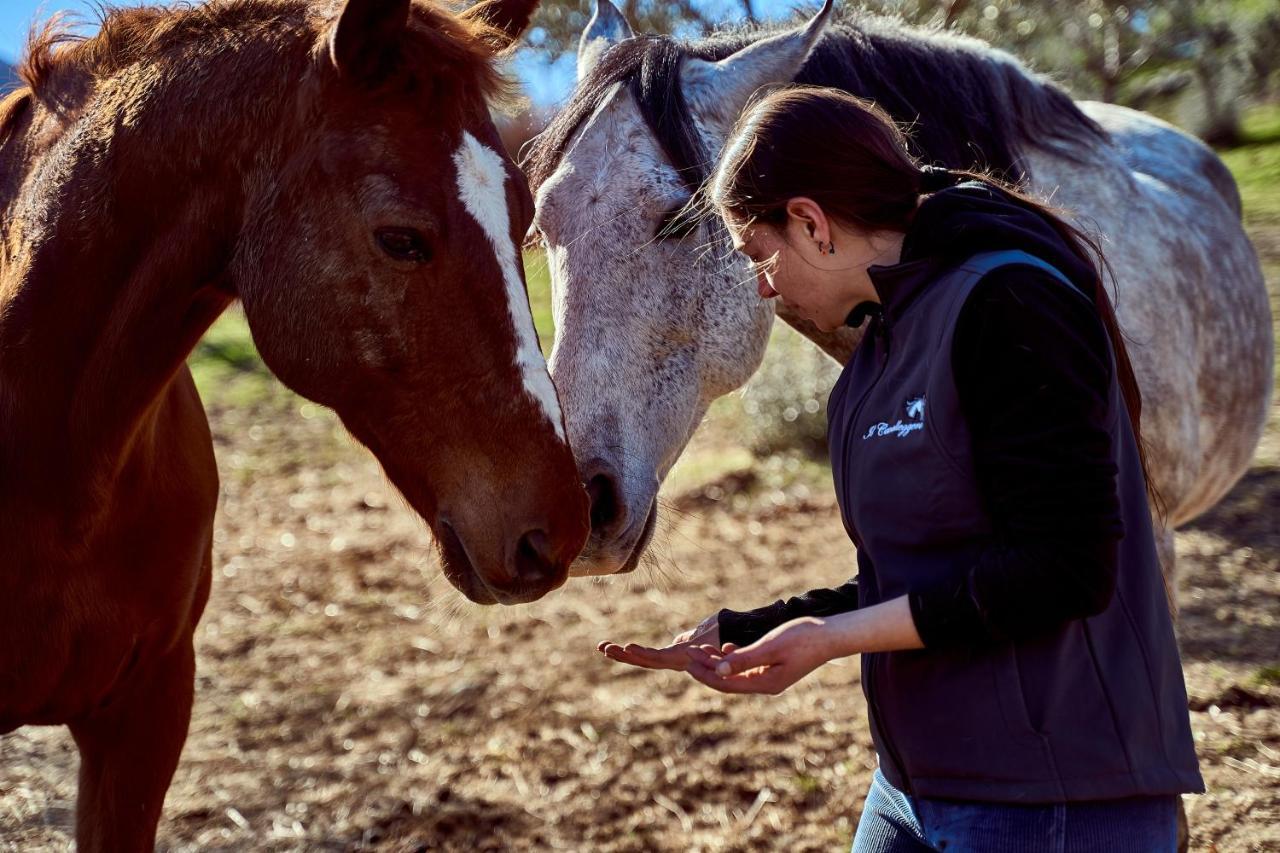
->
<box><xmin>828</xmin><ymin>250</ymin><xmax>1203</xmax><ymax>802</ymax></box>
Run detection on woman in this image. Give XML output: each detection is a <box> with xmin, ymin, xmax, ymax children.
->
<box><xmin>598</xmin><ymin>88</ymin><xmax>1202</xmax><ymax>852</ymax></box>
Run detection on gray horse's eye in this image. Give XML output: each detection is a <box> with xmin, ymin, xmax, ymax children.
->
<box><xmin>655</xmin><ymin>205</ymin><xmax>699</xmax><ymax>241</ymax></box>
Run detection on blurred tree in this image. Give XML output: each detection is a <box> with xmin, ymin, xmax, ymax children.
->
<box><xmin>864</xmin><ymin>0</ymin><xmax>1269</xmax><ymax>142</ymax></box>
<box><xmin>500</xmin><ymin>0</ymin><xmax>1270</xmax><ymax>154</ymax></box>
<box><xmin>1146</xmin><ymin>0</ymin><xmax>1246</xmax><ymax>144</ymax></box>
<box><xmin>1244</xmin><ymin>11</ymin><xmax>1280</xmax><ymax>98</ymax></box>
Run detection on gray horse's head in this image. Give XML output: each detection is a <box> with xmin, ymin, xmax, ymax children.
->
<box><xmin>526</xmin><ymin>0</ymin><xmax>834</xmax><ymax>574</ymax></box>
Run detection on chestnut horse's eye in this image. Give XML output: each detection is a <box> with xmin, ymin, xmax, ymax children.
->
<box><xmin>375</xmin><ymin>227</ymin><xmax>433</xmax><ymax>263</ymax></box>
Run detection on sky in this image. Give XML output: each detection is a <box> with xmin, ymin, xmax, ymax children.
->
<box><xmin>0</xmin><ymin>0</ymin><xmax>802</xmax><ymax>105</ymax></box>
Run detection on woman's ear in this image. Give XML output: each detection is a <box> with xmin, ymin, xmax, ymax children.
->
<box><xmin>785</xmin><ymin>197</ymin><xmax>830</xmax><ymax>246</ymax></box>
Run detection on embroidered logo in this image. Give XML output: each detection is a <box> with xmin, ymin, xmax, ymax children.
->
<box><xmin>862</xmin><ymin>395</ymin><xmax>926</xmax><ymax>440</ymax></box>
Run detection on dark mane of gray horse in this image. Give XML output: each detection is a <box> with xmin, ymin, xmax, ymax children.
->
<box><xmin>525</xmin><ymin>13</ymin><xmax>1107</xmax><ymax>193</ymax></box>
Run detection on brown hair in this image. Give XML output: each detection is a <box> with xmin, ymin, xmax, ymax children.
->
<box><xmin>710</xmin><ymin>86</ymin><xmax>1160</xmax><ymax>512</ymax></box>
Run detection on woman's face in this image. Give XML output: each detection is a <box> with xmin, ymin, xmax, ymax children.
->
<box><xmin>726</xmin><ymin>212</ymin><xmax>876</xmax><ymax>333</ymax></box>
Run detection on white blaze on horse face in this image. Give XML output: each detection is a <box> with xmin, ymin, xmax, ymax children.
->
<box><xmin>453</xmin><ymin>131</ymin><xmax>565</xmax><ymax>441</ymax></box>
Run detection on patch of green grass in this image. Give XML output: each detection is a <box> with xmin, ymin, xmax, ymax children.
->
<box><xmin>1221</xmin><ymin>104</ymin><xmax>1280</xmax><ymax>418</ymax></box>
<box><xmin>1251</xmin><ymin>664</ymin><xmax>1280</xmax><ymax>687</ymax></box>
<box><xmin>1240</xmin><ymin>102</ymin><xmax>1280</xmax><ymax>146</ymax></box>
<box><xmin>523</xmin><ymin>249</ymin><xmax>555</xmax><ymax>353</ymax></box>
<box><xmin>188</xmin><ymin>307</ymin><xmax>281</xmax><ymax>409</ymax></box>
<box><xmin>793</xmin><ymin>773</ymin><xmax>824</xmax><ymax>796</ymax></box>
<box><xmin>1219</xmin><ymin>105</ymin><xmax>1280</xmax><ymax>226</ymax></box>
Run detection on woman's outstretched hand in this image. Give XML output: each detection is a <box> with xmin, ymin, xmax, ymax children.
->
<box><xmin>684</xmin><ymin>617</ymin><xmax>834</xmax><ymax>695</ymax></box>
<box><xmin>597</xmin><ymin>597</ymin><xmax>923</xmax><ymax>695</ymax></box>
<box><xmin>597</xmin><ymin>614</ymin><xmax>720</xmax><ymax>671</ymax></box>
<box><xmin>688</xmin><ymin>598</ymin><xmax>924</xmax><ymax>693</ymax></box>
<box><xmin>595</xmin><ymin>613</ymin><xmax>834</xmax><ymax>694</ymax></box>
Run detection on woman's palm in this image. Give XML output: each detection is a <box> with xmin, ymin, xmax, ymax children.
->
<box><xmin>598</xmin><ymin>615</ymin><xmax>720</xmax><ymax>671</ymax></box>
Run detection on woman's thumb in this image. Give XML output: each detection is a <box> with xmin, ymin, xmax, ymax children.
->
<box><xmin>715</xmin><ymin>646</ymin><xmax>761</xmax><ymax>676</ymax></box>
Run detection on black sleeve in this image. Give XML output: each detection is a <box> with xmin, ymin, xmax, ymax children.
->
<box><xmin>718</xmin><ymin>551</ymin><xmax>869</xmax><ymax>647</ymax></box>
<box><xmin>907</xmin><ymin>266</ymin><xmax>1125</xmax><ymax>648</ymax></box>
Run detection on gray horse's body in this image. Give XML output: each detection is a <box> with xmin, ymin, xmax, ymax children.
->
<box><xmin>528</xmin><ymin>3</ymin><xmax>1273</xmax><ymax>585</ymax></box>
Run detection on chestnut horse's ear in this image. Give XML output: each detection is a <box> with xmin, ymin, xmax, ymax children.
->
<box><xmin>458</xmin><ymin>0</ymin><xmax>540</xmax><ymax>51</ymax></box>
<box><xmin>329</xmin><ymin>0</ymin><xmax>412</xmax><ymax>83</ymax></box>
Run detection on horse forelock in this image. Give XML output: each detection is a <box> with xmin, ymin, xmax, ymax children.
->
<box><xmin>526</xmin><ymin>11</ymin><xmax>1110</xmax><ymax>195</ymax></box>
<box><xmin>525</xmin><ymin>35</ymin><xmax>713</xmax><ymax>194</ymax></box>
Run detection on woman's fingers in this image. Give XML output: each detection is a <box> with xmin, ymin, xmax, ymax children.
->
<box><xmin>684</xmin><ymin>645</ymin><xmax>722</xmax><ymax>668</ymax></box>
<box><xmin>598</xmin><ymin>641</ymin><xmax>689</xmax><ymax>670</ymax></box>
<box><xmin>714</xmin><ymin>645</ymin><xmax>772</xmax><ymax>677</ymax></box>
<box><xmin>687</xmin><ymin>659</ymin><xmax>787</xmax><ymax>694</ymax></box>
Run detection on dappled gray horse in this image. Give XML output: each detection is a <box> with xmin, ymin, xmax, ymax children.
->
<box><xmin>526</xmin><ymin>0</ymin><xmax>1273</xmax><ymax>588</ymax></box>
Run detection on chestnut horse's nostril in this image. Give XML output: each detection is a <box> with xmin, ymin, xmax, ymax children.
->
<box><xmin>584</xmin><ymin>462</ymin><xmax>628</xmax><ymax>537</ymax></box>
<box><xmin>513</xmin><ymin>528</ymin><xmax>558</xmax><ymax>584</ymax></box>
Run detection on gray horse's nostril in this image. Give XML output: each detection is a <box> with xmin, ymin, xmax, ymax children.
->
<box><xmin>583</xmin><ymin>461</ymin><xmax>628</xmax><ymax>538</ymax></box>
<box><xmin>513</xmin><ymin>528</ymin><xmax>557</xmax><ymax>584</ymax></box>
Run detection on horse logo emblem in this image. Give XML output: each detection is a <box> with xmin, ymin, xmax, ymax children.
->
<box><xmin>906</xmin><ymin>396</ymin><xmax>926</xmax><ymax>421</ymax></box>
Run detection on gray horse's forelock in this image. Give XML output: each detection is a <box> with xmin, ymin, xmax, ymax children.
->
<box><xmin>524</xmin><ymin>11</ymin><xmax>1109</xmax><ymax>198</ymax></box>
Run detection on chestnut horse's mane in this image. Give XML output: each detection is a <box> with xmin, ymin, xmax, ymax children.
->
<box><xmin>9</xmin><ymin>0</ymin><xmax>512</xmax><ymax>120</ymax></box>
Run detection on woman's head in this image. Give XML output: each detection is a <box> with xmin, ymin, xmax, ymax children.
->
<box><xmin>708</xmin><ymin>88</ymin><xmax>927</xmax><ymax>331</ymax></box>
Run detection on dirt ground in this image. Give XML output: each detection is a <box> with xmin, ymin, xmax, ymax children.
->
<box><xmin>1</xmin><ymin>359</ymin><xmax>1278</xmax><ymax>852</ymax></box>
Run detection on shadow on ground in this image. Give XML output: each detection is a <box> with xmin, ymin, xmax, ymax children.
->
<box><xmin>1177</xmin><ymin>467</ymin><xmax>1280</xmax><ymax>667</ymax></box>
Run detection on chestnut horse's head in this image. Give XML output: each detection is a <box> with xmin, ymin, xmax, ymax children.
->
<box><xmin>231</xmin><ymin>0</ymin><xmax>588</xmax><ymax>603</ymax></box>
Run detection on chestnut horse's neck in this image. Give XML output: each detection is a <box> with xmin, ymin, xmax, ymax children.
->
<box><xmin>0</xmin><ymin>25</ymin><xmax>307</xmax><ymax>524</ymax></box>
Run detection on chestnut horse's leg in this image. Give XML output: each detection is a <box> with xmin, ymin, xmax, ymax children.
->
<box><xmin>69</xmin><ymin>635</ymin><xmax>196</xmax><ymax>853</ymax></box>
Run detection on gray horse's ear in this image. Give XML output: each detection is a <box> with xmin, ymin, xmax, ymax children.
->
<box><xmin>329</xmin><ymin>0</ymin><xmax>411</xmax><ymax>83</ymax></box>
<box><xmin>680</xmin><ymin>0</ymin><xmax>834</xmax><ymax>131</ymax></box>
<box><xmin>577</xmin><ymin>0</ymin><xmax>634</xmax><ymax>81</ymax></box>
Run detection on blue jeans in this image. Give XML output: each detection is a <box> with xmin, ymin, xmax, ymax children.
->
<box><xmin>852</xmin><ymin>769</ymin><xmax>1179</xmax><ymax>853</ymax></box>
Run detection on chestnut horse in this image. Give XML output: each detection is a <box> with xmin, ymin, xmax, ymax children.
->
<box><xmin>0</xmin><ymin>0</ymin><xmax>588</xmax><ymax>848</ymax></box>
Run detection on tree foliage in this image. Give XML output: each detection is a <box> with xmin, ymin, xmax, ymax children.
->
<box><xmin>513</xmin><ymin>0</ymin><xmax>1277</xmax><ymax>144</ymax></box>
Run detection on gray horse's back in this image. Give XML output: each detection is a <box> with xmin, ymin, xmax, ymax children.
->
<box><xmin>1080</xmin><ymin>101</ymin><xmax>1243</xmax><ymax>218</ymax></box>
